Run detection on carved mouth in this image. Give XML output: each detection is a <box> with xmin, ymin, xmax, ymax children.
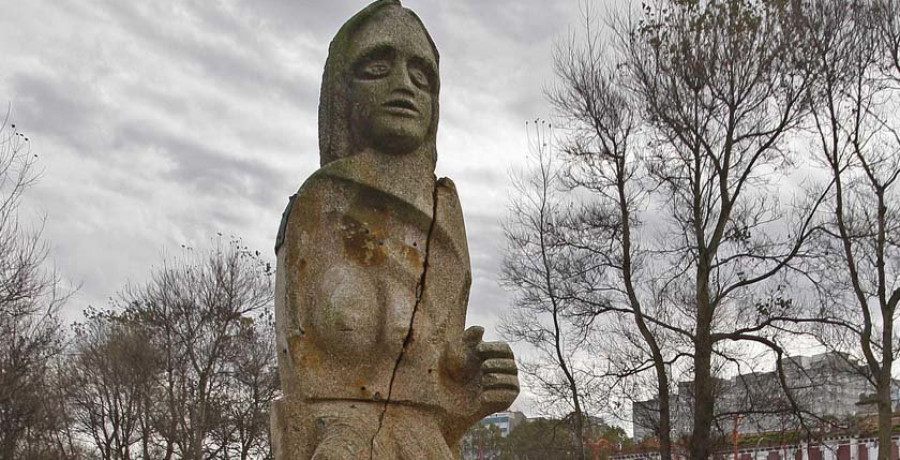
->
<box><xmin>382</xmin><ymin>98</ymin><xmax>419</xmax><ymax>116</ymax></box>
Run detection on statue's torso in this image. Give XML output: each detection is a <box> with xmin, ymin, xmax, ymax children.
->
<box><xmin>274</xmin><ymin>156</ymin><xmax>474</xmax><ymax>422</ymax></box>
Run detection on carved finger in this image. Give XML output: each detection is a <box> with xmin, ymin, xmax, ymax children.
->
<box><xmin>481</xmin><ymin>373</ymin><xmax>519</xmax><ymax>391</ymax></box>
<box><xmin>479</xmin><ymin>387</ymin><xmax>520</xmax><ymax>411</ymax></box>
<box><xmin>463</xmin><ymin>326</ymin><xmax>484</xmax><ymax>347</ymax></box>
<box><xmin>476</xmin><ymin>341</ymin><xmax>513</xmax><ymax>360</ymax></box>
<box><xmin>481</xmin><ymin>358</ymin><xmax>518</xmax><ymax>375</ymax></box>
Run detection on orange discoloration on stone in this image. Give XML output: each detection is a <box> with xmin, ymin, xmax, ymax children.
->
<box><xmin>297</xmin><ymin>344</ymin><xmax>323</xmax><ymax>371</ymax></box>
<box><xmin>286</xmin><ymin>244</ymin><xmax>300</xmax><ymax>270</ymax></box>
<box><xmin>341</xmin><ymin>215</ymin><xmax>387</xmax><ymax>267</ymax></box>
<box><xmin>403</xmin><ymin>243</ymin><xmax>423</xmax><ymax>270</ymax></box>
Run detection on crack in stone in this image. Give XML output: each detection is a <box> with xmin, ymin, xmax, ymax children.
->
<box><xmin>369</xmin><ymin>177</ymin><xmax>440</xmax><ymax>460</ymax></box>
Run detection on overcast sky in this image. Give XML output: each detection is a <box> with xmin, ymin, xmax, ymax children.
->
<box><xmin>0</xmin><ymin>0</ymin><xmax>598</xmax><ymax>411</ymax></box>
<box><xmin>5</xmin><ymin>0</ymin><xmax>839</xmax><ymax>426</ymax></box>
<box><xmin>0</xmin><ymin>0</ymin><xmax>583</xmax><ymax>321</ymax></box>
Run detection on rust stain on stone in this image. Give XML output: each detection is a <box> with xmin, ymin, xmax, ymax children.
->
<box><xmin>286</xmin><ymin>244</ymin><xmax>299</xmax><ymax>269</ymax></box>
<box><xmin>298</xmin><ymin>345</ymin><xmax>324</xmax><ymax>371</ymax></box>
<box><xmin>341</xmin><ymin>214</ymin><xmax>387</xmax><ymax>267</ymax></box>
<box><xmin>403</xmin><ymin>243</ymin><xmax>424</xmax><ymax>269</ymax></box>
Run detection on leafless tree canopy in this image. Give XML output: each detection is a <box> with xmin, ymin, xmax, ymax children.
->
<box><xmin>51</xmin><ymin>240</ymin><xmax>277</xmax><ymax>460</ymax></box>
<box><xmin>78</xmin><ymin>240</ymin><xmax>279</xmax><ymax>460</ymax></box>
<box><xmin>502</xmin><ymin>122</ymin><xmax>604</xmax><ymax>460</ymax></box>
<box><xmin>0</xmin><ymin>109</ymin><xmax>280</xmax><ymax>460</ymax></box>
<box><xmin>802</xmin><ymin>0</ymin><xmax>900</xmax><ymax>458</ymax></box>
<box><xmin>0</xmin><ymin>116</ymin><xmax>72</xmax><ymax>459</ymax></box>
<box><xmin>502</xmin><ymin>0</ymin><xmax>900</xmax><ymax>458</ymax></box>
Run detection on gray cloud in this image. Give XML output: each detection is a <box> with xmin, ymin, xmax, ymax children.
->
<box><xmin>10</xmin><ymin>72</ymin><xmax>102</xmax><ymax>154</ymax></box>
<box><xmin>94</xmin><ymin>0</ymin><xmax>321</xmax><ymax>102</ymax></box>
<box><xmin>1</xmin><ymin>0</ymin><xmax>586</xmax><ymax>415</ymax></box>
<box><xmin>112</xmin><ymin>120</ymin><xmax>285</xmax><ymax>206</ymax></box>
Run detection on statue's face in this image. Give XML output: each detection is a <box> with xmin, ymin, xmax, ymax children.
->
<box><xmin>347</xmin><ymin>8</ymin><xmax>437</xmax><ymax>155</ymax></box>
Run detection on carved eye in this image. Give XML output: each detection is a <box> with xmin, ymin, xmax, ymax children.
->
<box><xmin>359</xmin><ymin>60</ymin><xmax>392</xmax><ymax>79</ymax></box>
<box><xmin>408</xmin><ymin>65</ymin><xmax>430</xmax><ymax>90</ymax></box>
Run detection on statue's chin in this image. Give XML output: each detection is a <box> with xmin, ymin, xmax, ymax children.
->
<box><xmin>361</xmin><ymin>121</ymin><xmax>428</xmax><ymax>156</ymax></box>
<box><xmin>376</xmin><ymin>135</ymin><xmax>424</xmax><ymax>156</ymax></box>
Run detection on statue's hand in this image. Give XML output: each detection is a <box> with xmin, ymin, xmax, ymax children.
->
<box><xmin>442</xmin><ymin>326</ymin><xmax>519</xmax><ymax>416</ymax></box>
<box><xmin>473</xmin><ymin>331</ymin><xmax>519</xmax><ymax>414</ymax></box>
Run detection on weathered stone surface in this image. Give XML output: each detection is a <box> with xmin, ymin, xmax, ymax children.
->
<box><xmin>271</xmin><ymin>1</ymin><xmax>519</xmax><ymax>458</ymax></box>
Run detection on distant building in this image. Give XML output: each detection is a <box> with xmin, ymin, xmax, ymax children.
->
<box><xmin>615</xmin><ymin>417</ymin><xmax>900</xmax><ymax>460</ymax></box>
<box><xmin>477</xmin><ymin>411</ymin><xmax>527</xmax><ymax>437</ymax></box>
<box><xmin>460</xmin><ymin>411</ymin><xmax>527</xmax><ymax>460</ymax></box>
<box><xmin>613</xmin><ymin>434</ymin><xmax>900</xmax><ymax>460</ymax></box>
<box><xmin>633</xmin><ymin>352</ymin><xmax>900</xmax><ymax>440</ymax></box>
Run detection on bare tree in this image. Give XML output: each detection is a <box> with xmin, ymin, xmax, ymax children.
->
<box><xmin>117</xmin><ymin>239</ymin><xmax>275</xmax><ymax>460</ymax></box>
<box><xmin>501</xmin><ymin>121</ymin><xmax>603</xmax><ymax>460</ymax></box>
<box><xmin>0</xmin><ymin>115</ymin><xmax>71</xmax><ymax>459</ymax></box>
<box><xmin>209</xmin><ymin>310</ymin><xmax>277</xmax><ymax>460</ymax></box>
<box><xmin>510</xmin><ymin>1</ymin><xmax>831</xmax><ymax>457</ymax></box>
<box><xmin>68</xmin><ymin>308</ymin><xmax>162</xmax><ymax>460</ymax></box>
<box><xmin>63</xmin><ymin>239</ymin><xmax>277</xmax><ymax>460</ymax></box>
<box><xmin>543</xmin><ymin>8</ymin><xmax>682</xmax><ymax>457</ymax></box>
<box><xmin>622</xmin><ymin>2</ymin><xmax>820</xmax><ymax>449</ymax></box>
<box><xmin>801</xmin><ymin>0</ymin><xmax>900</xmax><ymax>458</ymax></box>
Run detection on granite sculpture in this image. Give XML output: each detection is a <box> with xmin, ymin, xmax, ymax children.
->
<box><xmin>270</xmin><ymin>1</ymin><xmax>520</xmax><ymax>458</ymax></box>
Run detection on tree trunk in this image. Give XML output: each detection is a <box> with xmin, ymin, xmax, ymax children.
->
<box><xmin>573</xmin><ymin>406</ymin><xmax>585</xmax><ymax>460</ymax></box>
<box><xmin>690</xmin><ymin>331</ymin><xmax>714</xmax><ymax>460</ymax></box>
<box><xmin>656</xmin><ymin>368</ymin><xmax>674</xmax><ymax>460</ymax></box>
<box><xmin>690</xmin><ymin>271</ymin><xmax>715</xmax><ymax>460</ymax></box>
<box><xmin>877</xmin><ymin>371</ymin><xmax>892</xmax><ymax>460</ymax></box>
<box><xmin>877</xmin><ymin>318</ymin><xmax>894</xmax><ymax>460</ymax></box>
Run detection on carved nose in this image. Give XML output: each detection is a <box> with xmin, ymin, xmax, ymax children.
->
<box><xmin>388</xmin><ymin>66</ymin><xmax>417</xmax><ymax>95</ymax></box>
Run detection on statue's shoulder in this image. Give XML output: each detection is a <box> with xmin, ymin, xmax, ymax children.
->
<box><xmin>436</xmin><ymin>176</ymin><xmax>458</xmax><ymax>199</ymax></box>
<box><xmin>294</xmin><ymin>159</ymin><xmax>360</xmax><ymax>195</ymax></box>
<box><xmin>275</xmin><ymin>157</ymin><xmax>431</xmax><ymax>253</ymax></box>
<box><xmin>274</xmin><ymin>160</ymin><xmax>361</xmax><ymax>253</ymax></box>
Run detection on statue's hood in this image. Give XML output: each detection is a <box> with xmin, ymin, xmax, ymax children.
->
<box><xmin>317</xmin><ymin>0</ymin><xmax>441</xmax><ymax>167</ymax></box>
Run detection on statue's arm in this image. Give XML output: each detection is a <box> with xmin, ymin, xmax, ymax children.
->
<box><xmin>440</xmin><ymin>326</ymin><xmax>520</xmax><ymax>417</ymax></box>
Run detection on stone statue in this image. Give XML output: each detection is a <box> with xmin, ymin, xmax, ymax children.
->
<box><xmin>270</xmin><ymin>1</ymin><xmax>519</xmax><ymax>459</ymax></box>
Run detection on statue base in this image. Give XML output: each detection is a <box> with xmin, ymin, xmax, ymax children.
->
<box><xmin>271</xmin><ymin>396</ymin><xmax>460</xmax><ymax>459</ymax></box>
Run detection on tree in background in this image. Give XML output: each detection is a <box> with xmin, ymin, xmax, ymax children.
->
<box><xmin>0</xmin><ymin>115</ymin><xmax>73</xmax><ymax>459</ymax></box>
<box><xmin>65</xmin><ymin>239</ymin><xmax>277</xmax><ymax>460</ymax></box>
<box><xmin>620</xmin><ymin>2</ymin><xmax>823</xmax><ymax>454</ymax></box>
<box><xmin>119</xmin><ymin>240</ymin><xmax>275</xmax><ymax>460</ymax></box>
<box><xmin>584</xmin><ymin>424</ymin><xmax>631</xmax><ymax>460</ymax></box>
<box><xmin>507</xmin><ymin>1</ymin><xmax>832</xmax><ymax>457</ymax></box>
<box><xmin>502</xmin><ymin>122</ymin><xmax>606</xmax><ymax>460</ymax></box>
<box><xmin>68</xmin><ymin>309</ymin><xmax>162</xmax><ymax>460</ymax></box>
<box><xmin>460</xmin><ymin>423</ymin><xmax>507</xmax><ymax>460</ymax></box>
<box><xmin>544</xmin><ymin>7</ymin><xmax>679</xmax><ymax>456</ymax></box>
<box><xmin>207</xmin><ymin>309</ymin><xmax>277</xmax><ymax>460</ymax></box>
<box><xmin>0</xmin><ymin>116</ymin><xmax>278</xmax><ymax>460</ymax></box>
<box><xmin>505</xmin><ymin>417</ymin><xmax>581</xmax><ymax>460</ymax></box>
<box><xmin>500</xmin><ymin>415</ymin><xmax>630</xmax><ymax>460</ymax></box>
<box><xmin>803</xmin><ymin>0</ymin><xmax>900</xmax><ymax>458</ymax></box>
